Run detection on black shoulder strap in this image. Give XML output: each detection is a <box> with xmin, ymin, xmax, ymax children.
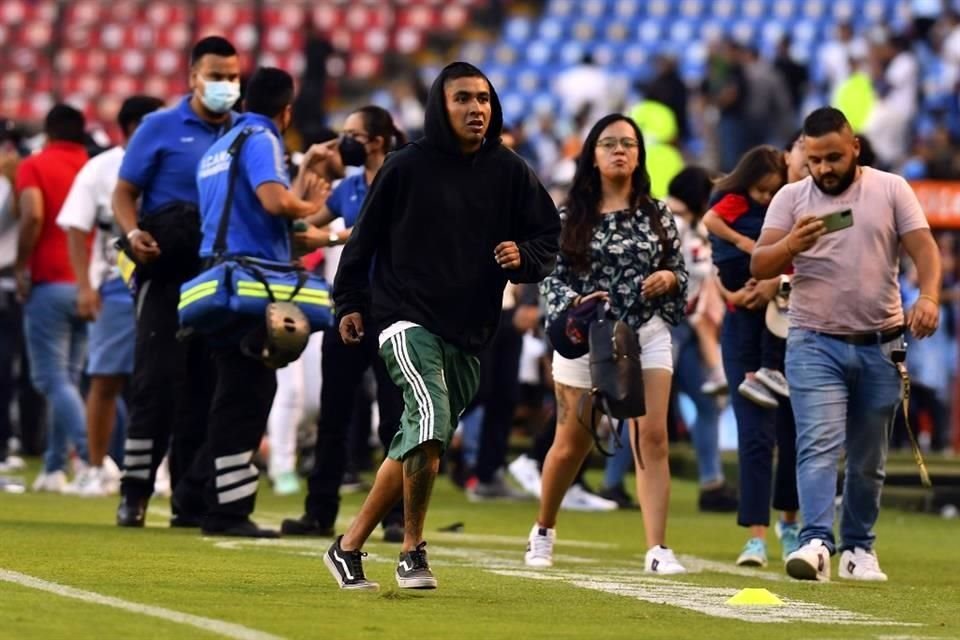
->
<box><xmin>213</xmin><ymin>127</ymin><xmax>256</xmax><ymax>258</ymax></box>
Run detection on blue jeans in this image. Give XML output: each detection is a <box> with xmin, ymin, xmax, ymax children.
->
<box><xmin>672</xmin><ymin>321</ymin><xmax>723</xmax><ymax>486</ymax></box>
<box><xmin>23</xmin><ymin>283</ymin><xmax>89</xmax><ymax>472</ymax></box>
<box><xmin>722</xmin><ymin>307</ymin><xmax>798</xmax><ymax>527</ymax></box>
<box><xmin>786</xmin><ymin>328</ymin><xmax>904</xmax><ymax>553</ymax></box>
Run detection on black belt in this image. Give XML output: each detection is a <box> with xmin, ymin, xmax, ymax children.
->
<box><xmin>815</xmin><ymin>326</ymin><xmax>904</xmax><ymax>346</ymax></box>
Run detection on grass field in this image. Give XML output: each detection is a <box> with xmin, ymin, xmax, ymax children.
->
<box><xmin>1</xmin><ymin>461</ymin><xmax>958</xmax><ymax>640</ymax></box>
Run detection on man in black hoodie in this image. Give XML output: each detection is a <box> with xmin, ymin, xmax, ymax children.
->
<box><xmin>323</xmin><ymin>62</ymin><xmax>560</xmax><ymax>591</ymax></box>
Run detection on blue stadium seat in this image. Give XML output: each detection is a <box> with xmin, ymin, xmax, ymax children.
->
<box><xmin>500</xmin><ymin>91</ymin><xmax>529</xmax><ymax>125</ymax></box>
<box><xmin>536</xmin><ymin>16</ymin><xmax>567</xmax><ymax>43</ymax></box>
<box><xmin>646</xmin><ymin>0</ymin><xmax>675</xmax><ymax>19</ymax></box>
<box><xmin>524</xmin><ymin>39</ymin><xmax>554</xmax><ymax>66</ymax></box>
<box><xmin>637</xmin><ymin>18</ymin><xmax>666</xmax><ymax>45</ymax></box>
<box><xmin>546</xmin><ymin>0</ymin><xmax>577</xmax><ymax>19</ymax></box>
<box><xmin>503</xmin><ymin>16</ymin><xmax>534</xmax><ymax>44</ymax></box>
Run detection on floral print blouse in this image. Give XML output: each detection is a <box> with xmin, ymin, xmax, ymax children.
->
<box><xmin>540</xmin><ymin>201</ymin><xmax>689</xmax><ymax>331</ymax></box>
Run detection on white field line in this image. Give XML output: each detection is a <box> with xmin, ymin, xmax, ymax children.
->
<box><xmin>206</xmin><ymin>539</ymin><xmax>921</xmax><ymax>627</ymax></box>
<box><xmin>676</xmin><ymin>554</ymin><xmax>787</xmax><ymax>582</ymax></box>
<box><xmin>0</xmin><ymin>569</ymin><xmax>286</xmax><ymax>640</ymax></box>
<box><xmin>489</xmin><ymin>569</ymin><xmax>922</xmax><ymax>627</ymax></box>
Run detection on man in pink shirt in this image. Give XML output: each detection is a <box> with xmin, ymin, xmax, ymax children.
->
<box><xmin>753</xmin><ymin>107</ymin><xmax>941</xmax><ymax>582</ymax></box>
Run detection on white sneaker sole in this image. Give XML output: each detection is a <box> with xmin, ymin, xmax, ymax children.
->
<box><xmin>645</xmin><ymin>565</ymin><xmax>686</xmax><ymax>575</ymax></box>
<box><xmin>736</xmin><ymin>555</ymin><xmax>767</xmax><ymax>568</ymax></box>
<box><xmin>755</xmin><ymin>371</ymin><xmax>790</xmax><ymax>398</ymax></box>
<box><xmin>839</xmin><ymin>571</ymin><xmax>888</xmax><ymax>582</ymax></box>
<box><xmin>323</xmin><ymin>553</ymin><xmax>379</xmax><ymax>591</ymax></box>
<box><xmin>396</xmin><ymin>573</ymin><xmax>438</xmax><ymax>589</ymax></box>
<box><xmin>524</xmin><ymin>555</ymin><xmax>553</xmax><ymax>568</ymax></box>
<box><xmin>786</xmin><ymin>557</ymin><xmax>829</xmax><ymax>582</ymax></box>
<box><xmin>738</xmin><ymin>385</ymin><xmax>779</xmax><ymax>409</ymax></box>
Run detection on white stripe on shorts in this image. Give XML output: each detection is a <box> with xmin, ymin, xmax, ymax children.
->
<box><xmin>399</xmin><ymin>330</ymin><xmax>435</xmax><ymax>441</ymax></box>
<box><xmin>391</xmin><ymin>333</ymin><xmax>433</xmax><ymax>443</ymax></box>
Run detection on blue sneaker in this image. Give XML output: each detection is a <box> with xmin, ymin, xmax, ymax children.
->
<box><xmin>736</xmin><ymin>537</ymin><xmax>768</xmax><ymax>567</ymax></box>
<box><xmin>776</xmin><ymin>520</ymin><xmax>801</xmax><ymax>561</ymax></box>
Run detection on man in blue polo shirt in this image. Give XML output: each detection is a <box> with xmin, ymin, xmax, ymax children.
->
<box><xmin>188</xmin><ymin>66</ymin><xmax>327</xmax><ymax>537</ymax></box>
<box><xmin>111</xmin><ymin>36</ymin><xmax>241</xmax><ymax>528</ymax></box>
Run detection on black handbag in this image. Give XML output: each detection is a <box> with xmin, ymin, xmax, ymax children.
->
<box><xmin>125</xmin><ymin>200</ymin><xmax>203</xmax><ymax>284</ymax></box>
<box><xmin>580</xmin><ymin>305</ymin><xmax>647</xmax><ymax>466</ymax></box>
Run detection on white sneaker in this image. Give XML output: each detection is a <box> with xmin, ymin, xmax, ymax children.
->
<box><xmin>839</xmin><ymin>548</ymin><xmax>888</xmax><ymax>582</ymax></box>
<box><xmin>154</xmin><ymin>456</ymin><xmax>171</xmax><ymax>498</ymax></box>
<box><xmin>755</xmin><ymin>368</ymin><xmax>790</xmax><ymax>398</ymax></box>
<box><xmin>560</xmin><ymin>484</ymin><xmax>618</xmax><ymax>512</ymax></box>
<box><xmin>524</xmin><ymin>523</ymin><xmax>556</xmax><ymax>568</ymax></box>
<box><xmin>507</xmin><ymin>455</ymin><xmax>542</xmax><ymax>498</ymax></box>
<box><xmin>700</xmin><ymin>367</ymin><xmax>728</xmax><ymax>395</ymax></box>
<box><xmin>68</xmin><ymin>467</ymin><xmax>109</xmax><ymax>497</ymax></box>
<box><xmin>785</xmin><ymin>539</ymin><xmax>831</xmax><ymax>581</ymax></box>
<box><xmin>645</xmin><ymin>545</ymin><xmax>686</xmax><ymax>575</ymax></box>
<box><xmin>0</xmin><ymin>455</ymin><xmax>26</xmax><ymax>473</ymax></box>
<box><xmin>101</xmin><ymin>457</ymin><xmax>121</xmax><ymax>496</ymax></box>
<box><xmin>32</xmin><ymin>470</ymin><xmax>68</xmax><ymax>493</ymax></box>
<box><xmin>738</xmin><ymin>377</ymin><xmax>779</xmax><ymax>409</ymax></box>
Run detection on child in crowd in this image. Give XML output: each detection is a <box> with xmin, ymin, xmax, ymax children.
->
<box><xmin>703</xmin><ymin>146</ymin><xmax>789</xmax><ymax>409</ymax></box>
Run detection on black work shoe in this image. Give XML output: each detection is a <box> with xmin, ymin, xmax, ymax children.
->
<box><xmin>597</xmin><ymin>484</ymin><xmax>639</xmax><ymax>510</ymax></box>
<box><xmin>201</xmin><ymin>518</ymin><xmax>280</xmax><ymax>538</ymax></box>
<box><xmin>382</xmin><ymin>523</ymin><xmax>404</xmax><ymax>543</ymax></box>
<box><xmin>170</xmin><ymin>512</ymin><xmax>204</xmax><ymax>528</ymax></box>
<box><xmin>396</xmin><ymin>541</ymin><xmax>437</xmax><ymax>589</ymax></box>
<box><xmin>698</xmin><ymin>484</ymin><xmax>739</xmax><ymax>513</ymax></box>
<box><xmin>324</xmin><ymin>536</ymin><xmax>379</xmax><ymax>591</ymax></box>
<box><xmin>281</xmin><ymin>514</ymin><xmax>335</xmax><ymax>537</ymax></box>
<box><xmin>116</xmin><ymin>494</ymin><xmax>148</xmax><ymax>527</ymax></box>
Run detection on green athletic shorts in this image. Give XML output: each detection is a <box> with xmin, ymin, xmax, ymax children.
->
<box><xmin>379</xmin><ymin>325</ymin><xmax>480</xmax><ymax>461</ymax></box>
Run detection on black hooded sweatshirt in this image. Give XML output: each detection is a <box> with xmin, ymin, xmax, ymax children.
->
<box><xmin>333</xmin><ymin>62</ymin><xmax>560</xmax><ymax>355</ymax></box>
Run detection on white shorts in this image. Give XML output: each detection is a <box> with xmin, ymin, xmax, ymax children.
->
<box><xmin>552</xmin><ymin>315</ymin><xmax>673</xmax><ymax>389</ymax></box>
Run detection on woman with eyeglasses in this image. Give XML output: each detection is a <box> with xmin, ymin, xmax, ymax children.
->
<box><xmin>524</xmin><ymin>114</ymin><xmax>689</xmax><ymax>573</ymax></box>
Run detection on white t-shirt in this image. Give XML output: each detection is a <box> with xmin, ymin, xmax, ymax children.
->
<box><xmin>0</xmin><ymin>176</ymin><xmax>16</xmax><ymax>290</ymax></box>
<box><xmin>56</xmin><ymin>146</ymin><xmax>124</xmax><ymax>291</ymax></box>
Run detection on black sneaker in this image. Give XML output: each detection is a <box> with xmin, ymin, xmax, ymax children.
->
<box><xmin>698</xmin><ymin>484</ymin><xmax>739</xmax><ymax>513</ymax></box>
<box><xmin>202</xmin><ymin>517</ymin><xmax>280</xmax><ymax>539</ymax></box>
<box><xmin>382</xmin><ymin>523</ymin><xmax>404</xmax><ymax>543</ymax></box>
<box><xmin>281</xmin><ymin>514</ymin><xmax>335</xmax><ymax>537</ymax></box>
<box><xmin>116</xmin><ymin>494</ymin><xmax>148</xmax><ymax>527</ymax></box>
<box><xmin>396</xmin><ymin>541</ymin><xmax>437</xmax><ymax>589</ymax></box>
<box><xmin>324</xmin><ymin>536</ymin><xmax>379</xmax><ymax>591</ymax></box>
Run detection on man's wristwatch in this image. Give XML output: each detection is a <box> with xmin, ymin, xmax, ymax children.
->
<box><xmin>126</xmin><ymin>228</ymin><xmax>142</xmax><ymax>242</ymax></box>
<box><xmin>328</xmin><ymin>232</ymin><xmax>340</xmax><ymax>247</ymax></box>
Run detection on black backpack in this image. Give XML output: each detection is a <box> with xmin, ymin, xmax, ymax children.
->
<box><xmin>580</xmin><ymin>306</ymin><xmax>647</xmax><ymax>466</ymax></box>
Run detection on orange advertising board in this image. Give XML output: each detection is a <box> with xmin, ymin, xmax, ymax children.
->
<box><xmin>910</xmin><ymin>180</ymin><xmax>960</xmax><ymax>229</ymax></box>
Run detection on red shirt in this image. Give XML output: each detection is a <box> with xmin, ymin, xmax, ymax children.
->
<box><xmin>15</xmin><ymin>141</ymin><xmax>89</xmax><ymax>284</ymax></box>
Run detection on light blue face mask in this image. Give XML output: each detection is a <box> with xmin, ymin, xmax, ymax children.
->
<box><xmin>200</xmin><ymin>80</ymin><xmax>240</xmax><ymax>114</ymax></box>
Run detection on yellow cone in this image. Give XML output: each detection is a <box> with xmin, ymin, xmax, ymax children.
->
<box><xmin>725</xmin><ymin>588</ymin><xmax>784</xmax><ymax>606</ymax></box>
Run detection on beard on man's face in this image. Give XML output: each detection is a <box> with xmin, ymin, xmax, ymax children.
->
<box><xmin>812</xmin><ymin>160</ymin><xmax>858</xmax><ymax>195</ymax></box>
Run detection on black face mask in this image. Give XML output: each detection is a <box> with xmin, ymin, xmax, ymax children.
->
<box><xmin>339</xmin><ymin>135</ymin><xmax>367</xmax><ymax>167</ymax></box>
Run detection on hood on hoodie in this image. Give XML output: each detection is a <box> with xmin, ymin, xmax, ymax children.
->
<box><xmin>422</xmin><ymin>61</ymin><xmax>503</xmax><ymax>156</ymax></box>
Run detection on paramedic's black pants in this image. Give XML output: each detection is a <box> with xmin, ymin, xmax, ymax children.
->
<box><xmin>305</xmin><ymin>328</ymin><xmax>404</xmax><ymax>529</ymax></box>
<box><xmin>201</xmin><ymin>345</ymin><xmax>277</xmax><ymax>522</ymax></box>
<box><xmin>120</xmin><ymin>276</ymin><xmax>212</xmax><ymax>512</ymax></box>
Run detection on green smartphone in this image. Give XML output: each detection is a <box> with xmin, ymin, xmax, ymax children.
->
<box><xmin>819</xmin><ymin>208</ymin><xmax>853</xmax><ymax>234</ymax></box>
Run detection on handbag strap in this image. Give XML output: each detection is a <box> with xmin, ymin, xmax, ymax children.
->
<box><xmin>575</xmin><ymin>393</ymin><xmax>640</xmax><ymax>467</ymax></box>
<box><xmin>213</xmin><ymin>127</ymin><xmax>256</xmax><ymax>258</ymax></box>
<box><xmin>892</xmin><ymin>346</ymin><xmax>931</xmax><ymax>488</ymax></box>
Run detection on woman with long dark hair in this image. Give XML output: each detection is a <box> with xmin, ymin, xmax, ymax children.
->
<box><xmin>524</xmin><ymin>114</ymin><xmax>689</xmax><ymax>573</ymax></box>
